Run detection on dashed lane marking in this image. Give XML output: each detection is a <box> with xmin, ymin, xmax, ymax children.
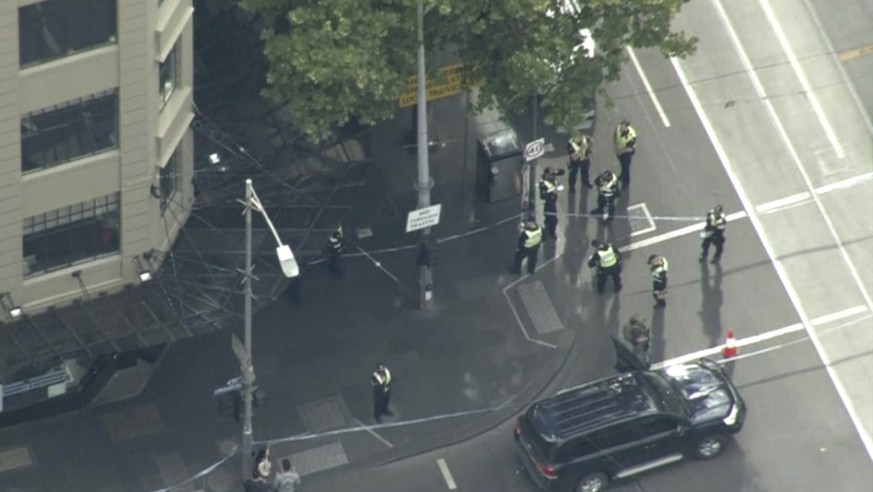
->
<box><xmin>437</xmin><ymin>458</ymin><xmax>458</xmax><ymax>490</ymax></box>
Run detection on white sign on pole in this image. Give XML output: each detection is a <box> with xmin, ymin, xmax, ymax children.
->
<box><xmin>524</xmin><ymin>138</ymin><xmax>546</xmax><ymax>162</ymax></box>
<box><xmin>406</xmin><ymin>204</ymin><xmax>442</xmax><ymax>232</ymax></box>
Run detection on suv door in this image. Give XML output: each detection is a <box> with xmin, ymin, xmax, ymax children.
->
<box><xmin>632</xmin><ymin>415</ymin><xmax>685</xmax><ymax>463</ymax></box>
<box><xmin>558</xmin><ymin>421</ymin><xmax>650</xmax><ymax>478</ymax></box>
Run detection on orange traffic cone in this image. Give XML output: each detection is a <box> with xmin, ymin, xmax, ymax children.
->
<box><xmin>722</xmin><ymin>329</ymin><xmax>738</xmax><ymax>358</ymax></box>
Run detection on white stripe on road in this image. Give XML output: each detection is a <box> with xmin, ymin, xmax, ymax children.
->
<box><xmin>810</xmin><ymin>305</ymin><xmax>870</xmax><ymax>326</ymax></box>
<box><xmin>672</xmin><ymin>43</ymin><xmax>873</xmax><ymax>461</ymax></box>
<box><xmin>653</xmin><ymin>304</ymin><xmax>868</xmax><ymax>369</ymax></box>
<box><xmin>351</xmin><ymin>417</ymin><xmax>394</xmax><ymax>448</ymax></box>
<box><xmin>755</xmin><ymin>192</ymin><xmax>810</xmax><ymax>214</ymax></box>
<box><xmin>627</xmin><ymin>46</ymin><xmax>671</xmax><ymax>128</ymax></box>
<box><xmin>437</xmin><ymin>458</ymin><xmax>458</xmax><ymax>490</ymax></box>
<box><xmin>627</xmin><ymin>202</ymin><xmax>657</xmax><ymax>236</ymax></box>
<box><xmin>757</xmin><ymin>0</ymin><xmax>845</xmax><ymax>158</ymax></box>
<box><xmin>816</xmin><ymin>172</ymin><xmax>873</xmax><ymax>195</ymax></box>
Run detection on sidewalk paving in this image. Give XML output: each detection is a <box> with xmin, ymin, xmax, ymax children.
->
<box><xmin>0</xmin><ymin>96</ymin><xmax>590</xmax><ymax>492</ymax></box>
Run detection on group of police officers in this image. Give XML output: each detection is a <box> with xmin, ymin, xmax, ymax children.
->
<box><xmin>514</xmin><ymin>119</ymin><xmax>729</xmax><ymax>312</ymax></box>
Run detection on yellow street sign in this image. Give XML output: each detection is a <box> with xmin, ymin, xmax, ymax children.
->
<box><xmin>399</xmin><ymin>64</ymin><xmax>467</xmax><ymax>108</ymax></box>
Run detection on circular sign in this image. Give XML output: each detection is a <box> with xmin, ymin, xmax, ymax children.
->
<box><xmin>524</xmin><ymin>138</ymin><xmax>546</xmax><ymax>162</ymax></box>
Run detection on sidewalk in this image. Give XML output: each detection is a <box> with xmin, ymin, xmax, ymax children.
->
<box><xmin>0</xmin><ymin>95</ymin><xmax>583</xmax><ymax>492</ymax></box>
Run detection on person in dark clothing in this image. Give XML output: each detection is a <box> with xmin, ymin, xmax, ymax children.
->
<box><xmin>622</xmin><ymin>314</ymin><xmax>651</xmax><ymax>366</ymax></box>
<box><xmin>371</xmin><ymin>362</ymin><xmax>393</xmax><ymax>423</ymax></box>
<box><xmin>567</xmin><ymin>134</ymin><xmax>593</xmax><ymax>192</ymax></box>
<box><xmin>591</xmin><ymin>170</ymin><xmax>620</xmax><ymax>222</ymax></box>
<box><xmin>700</xmin><ymin>205</ymin><xmax>727</xmax><ymax>264</ymax></box>
<box><xmin>648</xmin><ymin>254</ymin><xmax>669</xmax><ymax>308</ymax></box>
<box><xmin>587</xmin><ymin>239</ymin><xmax>622</xmax><ymax>294</ymax></box>
<box><xmin>325</xmin><ymin>225</ymin><xmax>345</xmax><ymax>277</ymax></box>
<box><xmin>538</xmin><ymin>167</ymin><xmax>564</xmax><ymax>240</ymax></box>
<box><xmin>513</xmin><ymin>220</ymin><xmax>544</xmax><ymax>275</ymax></box>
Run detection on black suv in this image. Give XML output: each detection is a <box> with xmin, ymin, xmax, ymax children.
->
<box><xmin>514</xmin><ymin>359</ymin><xmax>746</xmax><ymax>492</ymax></box>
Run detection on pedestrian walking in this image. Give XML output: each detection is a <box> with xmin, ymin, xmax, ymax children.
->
<box><xmin>614</xmin><ymin>119</ymin><xmax>637</xmax><ymax>188</ymax></box>
<box><xmin>254</xmin><ymin>446</ymin><xmax>272</xmax><ymax>481</ymax></box>
<box><xmin>648</xmin><ymin>254</ymin><xmax>669</xmax><ymax>308</ymax></box>
<box><xmin>372</xmin><ymin>362</ymin><xmax>393</xmax><ymax>423</ymax></box>
<box><xmin>567</xmin><ymin>133</ymin><xmax>594</xmax><ymax>192</ymax></box>
<box><xmin>700</xmin><ymin>205</ymin><xmax>727</xmax><ymax>264</ymax></box>
<box><xmin>325</xmin><ymin>224</ymin><xmax>345</xmax><ymax>277</ymax></box>
<box><xmin>622</xmin><ymin>314</ymin><xmax>651</xmax><ymax>367</ymax></box>
<box><xmin>539</xmin><ymin>167</ymin><xmax>564</xmax><ymax>240</ymax></box>
<box><xmin>513</xmin><ymin>219</ymin><xmax>543</xmax><ymax>275</ymax></box>
<box><xmin>587</xmin><ymin>239</ymin><xmax>622</xmax><ymax>294</ymax></box>
<box><xmin>591</xmin><ymin>169</ymin><xmax>620</xmax><ymax>222</ymax></box>
<box><xmin>274</xmin><ymin>458</ymin><xmax>301</xmax><ymax>492</ymax></box>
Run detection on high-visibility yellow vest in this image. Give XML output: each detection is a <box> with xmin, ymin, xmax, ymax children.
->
<box><xmin>615</xmin><ymin>125</ymin><xmax>637</xmax><ymax>152</ymax></box>
<box><xmin>540</xmin><ymin>179</ymin><xmax>557</xmax><ymax>194</ymax></box>
<box><xmin>599</xmin><ymin>174</ymin><xmax>618</xmax><ymax>196</ymax></box>
<box><xmin>569</xmin><ymin>137</ymin><xmax>589</xmax><ymax>157</ymax></box>
<box><xmin>652</xmin><ymin>258</ymin><xmax>669</xmax><ymax>279</ymax></box>
<box><xmin>373</xmin><ymin>368</ymin><xmax>392</xmax><ymax>389</ymax></box>
<box><xmin>524</xmin><ymin>227</ymin><xmax>543</xmax><ymax>248</ymax></box>
<box><xmin>707</xmin><ymin>212</ymin><xmax>726</xmax><ymax>231</ymax></box>
<box><xmin>598</xmin><ymin>246</ymin><xmax>618</xmax><ymax>268</ymax></box>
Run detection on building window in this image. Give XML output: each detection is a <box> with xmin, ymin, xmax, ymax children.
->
<box><xmin>22</xmin><ymin>193</ymin><xmax>121</xmax><ymax>277</ymax></box>
<box><xmin>21</xmin><ymin>89</ymin><xmax>118</xmax><ymax>174</ymax></box>
<box><xmin>160</xmin><ymin>150</ymin><xmax>180</xmax><ymax>215</ymax></box>
<box><xmin>18</xmin><ymin>0</ymin><xmax>117</xmax><ymax>67</ymax></box>
<box><xmin>159</xmin><ymin>43</ymin><xmax>180</xmax><ymax>109</ymax></box>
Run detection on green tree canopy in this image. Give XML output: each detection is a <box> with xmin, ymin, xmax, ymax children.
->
<box><xmin>242</xmin><ymin>0</ymin><xmax>696</xmax><ymax>141</ymax></box>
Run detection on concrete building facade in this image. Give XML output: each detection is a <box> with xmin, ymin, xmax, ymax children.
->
<box><xmin>0</xmin><ymin>0</ymin><xmax>195</xmax><ymax>318</ymax></box>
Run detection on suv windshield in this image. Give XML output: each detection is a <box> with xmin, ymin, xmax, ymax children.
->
<box><xmin>641</xmin><ymin>373</ymin><xmax>689</xmax><ymax>418</ymax></box>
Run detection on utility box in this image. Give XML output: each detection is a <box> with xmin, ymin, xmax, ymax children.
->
<box><xmin>477</xmin><ymin>129</ymin><xmax>523</xmax><ymax>203</ymax></box>
<box><xmin>469</xmin><ymin>89</ymin><xmax>523</xmax><ymax>203</ymax></box>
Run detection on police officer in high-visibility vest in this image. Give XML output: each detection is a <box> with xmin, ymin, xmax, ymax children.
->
<box><xmin>614</xmin><ymin>119</ymin><xmax>637</xmax><ymax>188</ymax></box>
<box><xmin>539</xmin><ymin>167</ymin><xmax>563</xmax><ymax>240</ymax></box>
<box><xmin>371</xmin><ymin>362</ymin><xmax>393</xmax><ymax>423</ymax></box>
<box><xmin>592</xmin><ymin>170</ymin><xmax>620</xmax><ymax>222</ymax></box>
<box><xmin>567</xmin><ymin>134</ymin><xmax>593</xmax><ymax>192</ymax></box>
<box><xmin>648</xmin><ymin>254</ymin><xmax>669</xmax><ymax>308</ymax></box>
<box><xmin>587</xmin><ymin>239</ymin><xmax>622</xmax><ymax>294</ymax></box>
<box><xmin>513</xmin><ymin>219</ymin><xmax>543</xmax><ymax>275</ymax></box>
<box><xmin>700</xmin><ymin>205</ymin><xmax>727</xmax><ymax>264</ymax></box>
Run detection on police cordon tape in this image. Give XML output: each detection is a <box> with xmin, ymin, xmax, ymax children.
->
<box><xmin>308</xmin><ymin>212</ymin><xmax>709</xmax><ymax>265</ymax></box>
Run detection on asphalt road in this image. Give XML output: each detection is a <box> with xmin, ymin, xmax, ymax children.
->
<box><xmin>303</xmin><ymin>0</ymin><xmax>873</xmax><ymax>490</ymax></box>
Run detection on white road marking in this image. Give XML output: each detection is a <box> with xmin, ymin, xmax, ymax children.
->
<box><xmin>757</xmin><ymin>0</ymin><xmax>845</xmax><ymax>158</ymax></box>
<box><xmin>626</xmin><ymin>46</ymin><xmax>671</xmax><ymax>128</ymax></box>
<box><xmin>653</xmin><ymin>305</ymin><xmax>869</xmax><ymax>369</ymax></box>
<box><xmin>627</xmin><ymin>203</ymin><xmax>657</xmax><ymax>236</ymax></box>
<box><xmin>810</xmin><ymin>305</ymin><xmax>870</xmax><ymax>326</ymax></box>
<box><xmin>816</xmin><ymin>171</ymin><xmax>873</xmax><ymax>195</ymax></box>
<box><xmin>672</xmin><ymin>49</ymin><xmax>873</xmax><ymax>462</ymax></box>
<box><xmin>755</xmin><ymin>192</ymin><xmax>811</xmax><ymax>214</ymax></box>
<box><xmin>711</xmin><ymin>0</ymin><xmax>873</xmax><ymax>314</ymax></box>
<box><xmin>620</xmin><ymin>211</ymin><xmax>747</xmax><ymax>253</ymax></box>
<box><xmin>799</xmin><ymin>0</ymin><xmax>873</xmax><ymax>134</ymax></box>
<box><xmin>351</xmin><ymin>417</ymin><xmax>394</xmax><ymax>448</ymax></box>
<box><xmin>437</xmin><ymin>458</ymin><xmax>458</xmax><ymax>490</ymax></box>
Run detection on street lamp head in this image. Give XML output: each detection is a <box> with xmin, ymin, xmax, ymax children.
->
<box><xmin>275</xmin><ymin>244</ymin><xmax>299</xmax><ymax>278</ymax></box>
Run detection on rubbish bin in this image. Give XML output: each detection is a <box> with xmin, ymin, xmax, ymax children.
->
<box><xmin>477</xmin><ymin>128</ymin><xmax>523</xmax><ymax>203</ymax></box>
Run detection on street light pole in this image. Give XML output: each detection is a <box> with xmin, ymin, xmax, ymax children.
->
<box><xmin>241</xmin><ymin>179</ymin><xmax>254</xmax><ymax>480</ymax></box>
<box><xmin>415</xmin><ymin>0</ymin><xmax>434</xmax><ymax>311</ymax></box>
<box><xmin>238</xmin><ymin>178</ymin><xmax>299</xmax><ymax>480</ymax></box>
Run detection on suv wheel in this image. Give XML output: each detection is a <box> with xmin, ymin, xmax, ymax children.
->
<box><xmin>694</xmin><ymin>434</ymin><xmax>727</xmax><ymax>459</ymax></box>
<box><xmin>575</xmin><ymin>472</ymin><xmax>608</xmax><ymax>492</ymax></box>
